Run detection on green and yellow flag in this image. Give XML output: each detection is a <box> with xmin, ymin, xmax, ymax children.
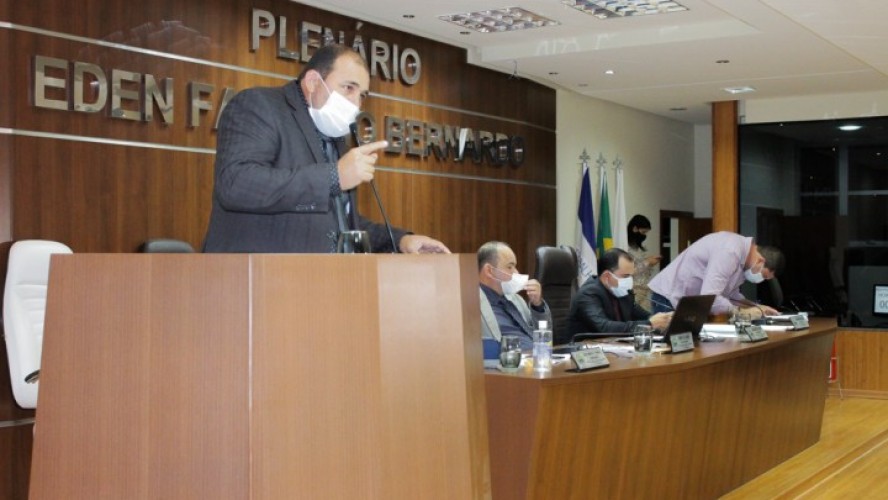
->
<box><xmin>596</xmin><ymin>167</ymin><xmax>612</xmax><ymax>257</ymax></box>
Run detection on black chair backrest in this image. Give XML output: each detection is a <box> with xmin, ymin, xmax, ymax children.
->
<box><xmin>140</xmin><ymin>239</ymin><xmax>195</xmax><ymax>253</ymax></box>
<box><xmin>534</xmin><ymin>245</ymin><xmax>579</xmax><ymax>345</ymax></box>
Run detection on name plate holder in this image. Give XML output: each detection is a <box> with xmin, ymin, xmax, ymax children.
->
<box><xmin>790</xmin><ymin>315</ymin><xmax>809</xmax><ymax>330</ymax></box>
<box><xmin>569</xmin><ymin>346</ymin><xmax>610</xmax><ymax>372</ymax></box>
<box><xmin>668</xmin><ymin>332</ymin><xmax>695</xmax><ymax>354</ymax></box>
<box><xmin>743</xmin><ymin>325</ymin><xmax>769</xmax><ymax>343</ymax></box>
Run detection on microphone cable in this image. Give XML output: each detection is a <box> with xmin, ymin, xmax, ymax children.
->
<box><xmin>350</xmin><ymin>123</ymin><xmax>398</xmax><ymax>253</ymax></box>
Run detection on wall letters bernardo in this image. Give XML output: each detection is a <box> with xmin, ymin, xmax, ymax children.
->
<box><xmin>29</xmin><ymin>9</ymin><xmax>525</xmax><ymax>166</ymax></box>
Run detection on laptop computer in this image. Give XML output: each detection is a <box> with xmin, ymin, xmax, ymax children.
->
<box><xmin>663</xmin><ymin>294</ymin><xmax>716</xmax><ymax>343</ymax></box>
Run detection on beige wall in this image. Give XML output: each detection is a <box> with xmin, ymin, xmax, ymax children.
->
<box><xmin>555</xmin><ymin>89</ymin><xmax>696</xmax><ymax>252</ymax></box>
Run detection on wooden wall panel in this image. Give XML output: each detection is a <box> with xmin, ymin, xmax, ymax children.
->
<box><xmin>3</xmin><ymin>0</ymin><xmax>556</xmax><ymax>272</ymax></box>
<box><xmin>834</xmin><ymin>329</ymin><xmax>888</xmax><ymax>399</ymax></box>
<box><xmin>712</xmin><ymin>100</ymin><xmax>738</xmax><ymax>232</ymax></box>
<box><xmin>0</xmin><ymin>339</ymin><xmax>35</xmax><ymax>500</ymax></box>
<box><xmin>11</xmin><ymin>138</ymin><xmax>214</xmax><ymax>252</ymax></box>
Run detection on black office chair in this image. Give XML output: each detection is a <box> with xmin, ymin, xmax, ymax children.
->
<box><xmin>534</xmin><ymin>245</ymin><xmax>579</xmax><ymax>346</ymax></box>
<box><xmin>139</xmin><ymin>239</ymin><xmax>195</xmax><ymax>253</ymax></box>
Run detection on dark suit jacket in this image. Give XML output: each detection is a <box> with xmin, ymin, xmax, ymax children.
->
<box><xmin>203</xmin><ymin>80</ymin><xmax>407</xmax><ymax>253</ymax></box>
<box><xmin>567</xmin><ymin>278</ymin><xmax>652</xmax><ymax>335</ymax></box>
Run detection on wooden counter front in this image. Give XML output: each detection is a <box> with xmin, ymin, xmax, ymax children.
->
<box><xmin>485</xmin><ymin>318</ymin><xmax>836</xmax><ymax>499</ymax></box>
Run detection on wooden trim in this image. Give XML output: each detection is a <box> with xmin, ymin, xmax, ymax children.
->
<box><xmin>828</xmin><ymin>388</ymin><xmax>888</xmax><ymax>400</ymax></box>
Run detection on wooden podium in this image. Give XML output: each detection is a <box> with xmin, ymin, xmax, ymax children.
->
<box><xmin>29</xmin><ymin>254</ymin><xmax>491</xmax><ymax>499</ymax></box>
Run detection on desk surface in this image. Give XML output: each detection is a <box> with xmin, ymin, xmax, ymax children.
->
<box><xmin>489</xmin><ymin>318</ymin><xmax>835</xmax><ymax>382</ymax></box>
<box><xmin>485</xmin><ymin>318</ymin><xmax>836</xmax><ymax>499</ymax></box>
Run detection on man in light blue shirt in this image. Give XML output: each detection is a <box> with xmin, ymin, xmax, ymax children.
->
<box><xmin>648</xmin><ymin>231</ymin><xmax>784</xmax><ymax>318</ymax></box>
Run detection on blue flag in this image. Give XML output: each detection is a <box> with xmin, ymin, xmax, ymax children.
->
<box><xmin>576</xmin><ymin>164</ymin><xmax>597</xmax><ymax>283</ymax></box>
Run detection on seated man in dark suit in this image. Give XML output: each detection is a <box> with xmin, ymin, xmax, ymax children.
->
<box><xmin>478</xmin><ymin>241</ymin><xmax>551</xmax><ymax>350</ymax></box>
<box><xmin>567</xmin><ymin>248</ymin><xmax>672</xmax><ymax>335</ymax></box>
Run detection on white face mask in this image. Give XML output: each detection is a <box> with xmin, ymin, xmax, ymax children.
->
<box><xmin>495</xmin><ymin>269</ymin><xmax>529</xmax><ymax>296</ymax></box>
<box><xmin>609</xmin><ymin>274</ymin><xmax>634</xmax><ymax>298</ymax></box>
<box><xmin>744</xmin><ymin>268</ymin><xmax>765</xmax><ymax>284</ymax></box>
<box><xmin>307</xmin><ymin>77</ymin><xmax>359</xmax><ymax>138</ymax></box>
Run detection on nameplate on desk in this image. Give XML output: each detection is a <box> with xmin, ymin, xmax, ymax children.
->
<box><xmin>669</xmin><ymin>332</ymin><xmax>694</xmax><ymax>354</ymax></box>
<box><xmin>570</xmin><ymin>346</ymin><xmax>610</xmax><ymax>371</ymax></box>
<box><xmin>790</xmin><ymin>315</ymin><xmax>809</xmax><ymax>329</ymax></box>
<box><xmin>744</xmin><ymin>325</ymin><xmax>769</xmax><ymax>342</ymax></box>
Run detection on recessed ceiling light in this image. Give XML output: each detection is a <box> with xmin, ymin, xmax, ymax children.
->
<box><xmin>563</xmin><ymin>0</ymin><xmax>689</xmax><ymax>19</ymax></box>
<box><xmin>439</xmin><ymin>8</ymin><xmax>560</xmax><ymax>33</ymax></box>
<box><xmin>604</xmin><ymin>69</ymin><xmax>615</xmax><ymax>75</ymax></box>
<box><xmin>723</xmin><ymin>86</ymin><xmax>756</xmax><ymax>95</ymax></box>
<box><xmin>839</xmin><ymin>124</ymin><xmax>862</xmax><ymax>131</ymax></box>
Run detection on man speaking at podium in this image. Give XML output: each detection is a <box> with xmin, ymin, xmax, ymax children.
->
<box><xmin>203</xmin><ymin>44</ymin><xmax>448</xmax><ymax>254</ymax></box>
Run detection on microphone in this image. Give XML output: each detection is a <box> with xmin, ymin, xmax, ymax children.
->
<box><xmin>350</xmin><ymin>123</ymin><xmax>398</xmax><ymax>253</ymax></box>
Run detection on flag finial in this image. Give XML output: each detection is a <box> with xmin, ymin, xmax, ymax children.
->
<box><xmin>596</xmin><ymin>152</ymin><xmax>608</xmax><ymax>170</ymax></box>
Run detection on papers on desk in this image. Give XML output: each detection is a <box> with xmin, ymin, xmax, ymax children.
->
<box><xmin>701</xmin><ymin>323</ymin><xmax>792</xmax><ymax>338</ymax></box>
<box><xmin>769</xmin><ymin>314</ymin><xmax>800</xmax><ymax>321</ymax></box>
<box><xmin>599</xmin><ymin>344</ymin><xmax>635</xmax><ymax>358</ymax></box>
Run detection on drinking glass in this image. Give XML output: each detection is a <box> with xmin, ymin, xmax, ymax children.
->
<box><xmin>499</xmin><ymin>335</ymin><xmax>522</xmax><ymax>369</ymax></box>
<box><xmin>732</xmin><ymin>311</ymin><xmax>752</xmax><ymax>337</ymax></box>
<box><xmin>336</xmin><ymin>230</ymin><xmax>372</xmax><ymax>254</ymax></box>
<box><xmin>632</xmin><ymin>324</ymin><xmax>653</xmax><ymax>355</ymax></box>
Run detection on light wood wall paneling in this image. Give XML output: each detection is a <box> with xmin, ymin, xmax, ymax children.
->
<box><xmin>834</xmin><ymin>329</ymin><xmax>888</xmax><ymax>398</ymax></box>
<box><xmin>712</xmin><ymin>100</ymin><xmax>739</xmax><ymax>232</ymax></box>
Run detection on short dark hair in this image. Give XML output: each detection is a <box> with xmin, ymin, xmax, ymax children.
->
<box><xmin>759</xmin><ymin>245</ymin><xmax>785</xmax><ymax>276</ymax></box>
<box><xmin>628</xmin><ymin>214</ymin><xmax>651</xmax><ymax>231</ymax></box>
<box><xmin>477</xmin><ymin>241</ymin><xmax>508</xmax><ymax>271</ymax></box>
<box><xmin>598</xmin><ymin>248</ymin><xmax>633</xmax><ymax>275</ymax></box>
<box><xmin>297</xmin><ymin>44</ymin><xmax>367</xmax><ymax>80</ymax></box>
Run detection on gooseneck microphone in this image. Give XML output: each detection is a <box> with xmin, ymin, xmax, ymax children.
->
<box><xmin>350</xmin><ymin>123</ymin><xmax>398</xmax><ymax>253</ymax></box>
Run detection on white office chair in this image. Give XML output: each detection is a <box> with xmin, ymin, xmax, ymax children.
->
<box><xmin>3</xmin><ymin>239</ymin><xmax>72</xmax><ymax>409</ymax></box>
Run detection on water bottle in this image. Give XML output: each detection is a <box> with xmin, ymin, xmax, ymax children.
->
<box><xmin>533</xmin><ymin>320</ymin><xmax>552</xmax><ymax>373</ymax></box>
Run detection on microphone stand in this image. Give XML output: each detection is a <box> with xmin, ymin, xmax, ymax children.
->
<box><xmin>350</xmin><ymin>124</ymin><xmax>398</xmax><ymax>253</ymax></box>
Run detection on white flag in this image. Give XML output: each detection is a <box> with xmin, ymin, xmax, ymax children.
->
<box><xmin>613</xmin><ymin>165</ymin><xmax>628</xmax><ymax>250</ymax></box>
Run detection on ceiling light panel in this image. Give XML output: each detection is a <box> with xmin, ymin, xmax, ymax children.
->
<box><xmin>562</xmin><ymin>0</ymin><xmax>689</xmax><ymax>19</ymax></box>
<box><xmin>438</xmin><ymin>7</ymin><xmax>560</xmax><ymax>33</ymax></box>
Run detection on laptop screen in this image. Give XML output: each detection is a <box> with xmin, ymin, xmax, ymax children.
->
<box><xmin>664</xmin><ymin>294</ymin><xmax>716</xmax><ymax>339</ymax></box>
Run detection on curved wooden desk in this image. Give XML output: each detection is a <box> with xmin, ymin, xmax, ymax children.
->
<box><xmin>485</xmin><ymin>318</ymin><xmax>836</xmax><ymax>499</ymax></box>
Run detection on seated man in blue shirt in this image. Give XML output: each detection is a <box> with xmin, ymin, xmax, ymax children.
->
<box><xmin>478</xmin><ymin>241</ymin><xmax>551</xmax><ymax>350</ymax></box>
<box><xmin>567</xmin><ymin>248</ymin><xmax>672</xmax><ymax>335</ymax></box>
